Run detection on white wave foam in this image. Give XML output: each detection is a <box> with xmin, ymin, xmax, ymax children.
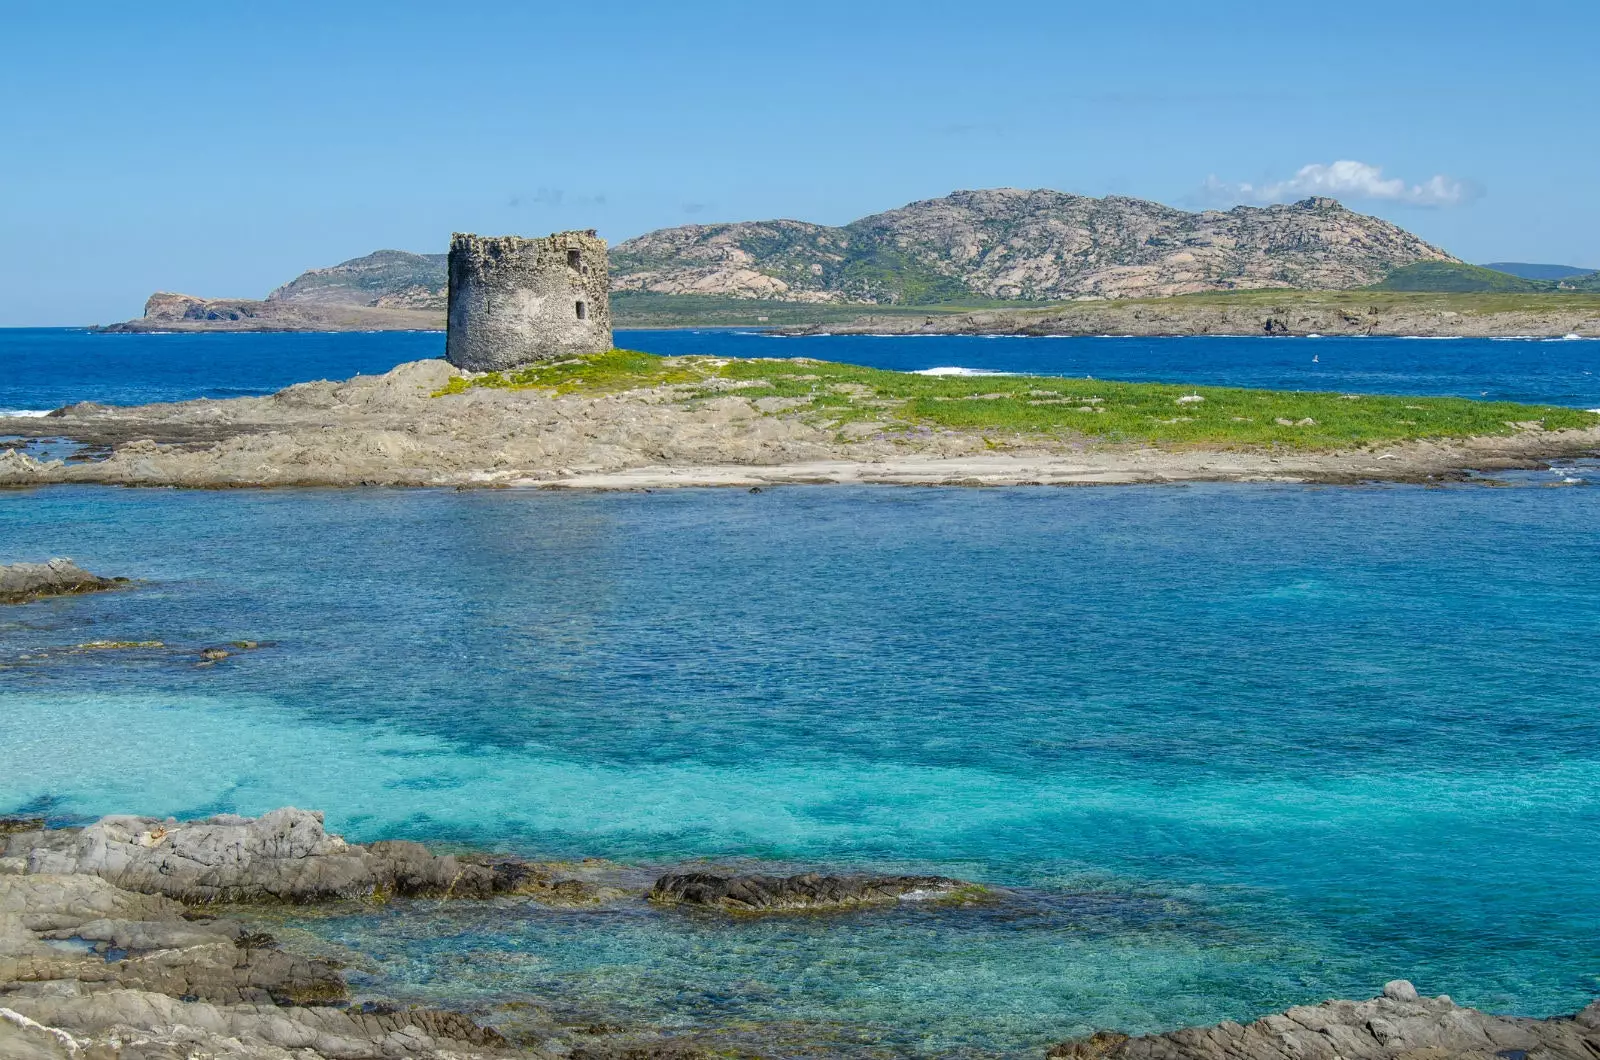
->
<box><xmin>0</xmin><ymin>409</ymin><xmax>52</xmax><ymax>418</ymax></box>
<box><xmin>910</xmin><ymin>366</ymin><xmax>1016</xmax><ymax>377</ymax></box>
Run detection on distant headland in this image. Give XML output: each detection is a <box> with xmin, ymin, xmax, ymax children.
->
<box><xmin>95</xmin><ymin>188</ymin><xmax>1600</xmax><ymax>338</ymax></box>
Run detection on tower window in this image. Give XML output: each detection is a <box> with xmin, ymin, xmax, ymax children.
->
<box><xmin>567</xmin><ymin>249</ymin><xmax>582</xmax><ymax>270</ymax></box>
<box><xmin>575</xmin><ymin>301</ymin><xmax>587</xmax><ymax>320</ymax></box>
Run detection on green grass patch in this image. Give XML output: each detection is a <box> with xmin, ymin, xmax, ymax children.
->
<box><xmin>433</xmin><ymin>349</ymin><xmax>709</xmax><ymax>395</ymax></box>
<box><xmin>437</xmin><ymin>350</ymin><xmax>1599</xmax><ymax>449</ymax></box>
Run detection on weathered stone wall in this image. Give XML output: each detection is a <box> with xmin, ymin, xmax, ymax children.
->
<box><xmin>445</xmin><ymin>230</ymin><xmax>612</xmax><ymax>371</ymax></box>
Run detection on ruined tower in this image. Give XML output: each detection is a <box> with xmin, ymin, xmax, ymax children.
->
<box><xmin>445</xmin><ymin>230</ymin><xmax>612</xmax><ymax>372</ymax></box>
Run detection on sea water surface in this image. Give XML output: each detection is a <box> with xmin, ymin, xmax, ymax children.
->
<box><xmin>4</xmin><ymin>482</ymin><xmax>1599</xmax><ymax>1054</ymax></box>
<box><xmin>1</xmin><ymin>327</ymin><xmax>1598</xmax><ymax>410</ymax></box>
<box><xmin>2</xmin><ymin>329</ymin><xmax>1599</xmax><ymax>1055</ymax></box>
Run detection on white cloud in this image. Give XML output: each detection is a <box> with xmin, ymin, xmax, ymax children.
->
<box><xmin>1204</xmin><ymin>161</ymin><xmax>1476</xmax><ymax>208</ymax></box>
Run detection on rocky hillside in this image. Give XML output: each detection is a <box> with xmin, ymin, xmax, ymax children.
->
<box><xmin>268</xmin><ymin>249</ymin><xmax>447</xmax><ymax>309</ymax></box>
<box><xmin>105</xmin><ymin>190</ymin><xmax>1484</xmax><ymax>331</ymax></box>
<box><xmin>610</xmin><ymin>189</ymin><xmax>1460</xmax><ymax>303</ymax></box>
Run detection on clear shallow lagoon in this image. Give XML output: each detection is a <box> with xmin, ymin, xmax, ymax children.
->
<box><xmin>2</xmin><ymin>327</ymin><xmax>1598</xmax><ymax>410</ymax></box>
<box><xmin>3</xmin><ymin>481</ymin><xmax>1598</xmax><ymax>1054</ymax></box>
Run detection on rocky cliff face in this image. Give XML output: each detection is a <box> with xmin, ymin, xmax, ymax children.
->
<box><xmin>611</xmin><ymin>190</ymin><xmax>1458</xmax><ymax>303</ymax></box>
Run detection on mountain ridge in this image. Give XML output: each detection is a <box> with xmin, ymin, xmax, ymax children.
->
<box><xmin>609</xmin><ymin>189</ymin><xmax>1460</xmax><ymax>303</ymax></box>
<box><xmin>106</xmin><ymin>188</ymin><xmax>1600</xmax><ymax>333</ymax></box>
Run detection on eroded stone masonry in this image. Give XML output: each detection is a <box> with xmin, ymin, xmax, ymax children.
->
<box><xmin>445</xmin><ymin>229</ymin><xmax>612</xmax><ymax>371</ymax></box>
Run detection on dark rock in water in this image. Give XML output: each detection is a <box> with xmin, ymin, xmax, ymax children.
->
<box><xmin>0</xmin><ymin>816</ymin><xmax>45</xmax><ymax>836</ymax></box>
<box><xmin>0</xmin><ymin>558</ymin><xmax>126</xmax><ymax>604</ymax></box>
<box><xmin>1045</xmin><ymin>980</ymin><xmax>1600</xmax><ymax>1059</ymax></box>
<box><xmin>650</xmin><ymin>871</ymin><xmax>968</xmax><ymax>912</ymax></box>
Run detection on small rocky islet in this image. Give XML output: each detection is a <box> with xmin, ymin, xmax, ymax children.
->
<box><xmin>2</xmin><ymin>808</ymin><xmax>1598</xmax><ymax>1059</ymax></box>
<box><xmin>0</xmin><ymin>560</ymin><xmax>127</xmax><ymax>606</ymax></box>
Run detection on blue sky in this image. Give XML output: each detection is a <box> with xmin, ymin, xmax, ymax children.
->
<box><xmin>2</xmin><ymin>1</ymin><xmax>1596</xmax><ymax>325</ymax></box>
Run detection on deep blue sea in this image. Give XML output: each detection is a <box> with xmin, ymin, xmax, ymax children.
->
<box><xmin>2</xmin><ymin>328</ymin><xmax>1599</xmax><ymax>1055</ymax></box>
<box><xmin>1</xmin><ymin>326</ymin><xmax>1598</xmax><ymax>410</ymax></box>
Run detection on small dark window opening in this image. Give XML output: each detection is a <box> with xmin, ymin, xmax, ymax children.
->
<box><xmin>575</xmin><ymin>301</ymin><xmax>587</xmax><ymax>320</ymax></box>
<box><xmin>567</xmin><ymin>249</ymin><xmax>582</xmax><ymax>270</ymax></box>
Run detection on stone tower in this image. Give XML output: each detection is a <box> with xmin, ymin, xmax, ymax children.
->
<box><xmin>445</xmin><ymin>230</ymin><xmax>612</xmax><ymax>372</ymax></box>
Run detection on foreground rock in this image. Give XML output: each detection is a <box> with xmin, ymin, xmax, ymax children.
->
<box><xmin>651</xmin><ymin>871</ymin><xmax>970</xmax><ymax>912</ymax></box>
<box><xmin>0</xmin><ymin>560</ymin><xmax>125</xmax><ymax>605</ymax></box>
<box><xmin>0</xmin><ymin>873</ymin><xmax>511</xmax><ymax>1059</ymax></box>
<box><xmin>1</xmin><ymin>808</ymin><xmax>603</xmax><ymax>905</ymax></box>
<box><xmin>1</xmin><ymin>359</ymin><xmax>1595</xmax><ymax>490</ymax></box>
<box><xmin>1048</xmin><ymin>980</ymin><xmax>1600</xmax><ymax>1059</ymax></box>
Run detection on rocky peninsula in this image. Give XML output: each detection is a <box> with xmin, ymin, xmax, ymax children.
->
<box><xmin>1</xmin><ymin>354</ymin><xmax>1596</xmax><ymax>490</ymax></box>
<box><xmin>2</xmin><ymin>808</ymin><xmax>1597</xmax><ymax>1059</ymax></box>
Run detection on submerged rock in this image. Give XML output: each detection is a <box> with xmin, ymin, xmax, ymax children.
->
<box><xmin>0</xmin><ymin>559</ymin><xmax>125</xmax><ymax>605</ymax></box>
<box><xmin>1046</xmin><ymin>980</ymin><xmax>1600</xmax><ymax>1059</ymax></box>
<box><xmin>650</xmin><ymin>871</ymin><xmax>970</xmax><ymax>912</ymax></box>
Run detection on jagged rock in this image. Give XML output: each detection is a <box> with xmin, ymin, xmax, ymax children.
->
<box><xmin>1045</xmin><ymin>982</ymin><xmax>1600</xmax><ymax>1059</ymax></box>
<box><xmin>0</xmin><ymin>870</ymin><xmax>507</xmax><ymax>1058</ymax></box>
<box><xmin>650</xmin><ymin>871</ymin><xmax>968</xmax><ymax>912</ymax></box>
<box><xmin>0</xmin><ymin>874</ymin><xmax>345</xmax><ymax>1007</ymax></box>
<box><xmin>3</xmin><ymin>987</ymin><xmax>509</xmax><ymax>1059</ymax></box>
<box><xmin>1</xmin><ymin>809</ymin><xmax>604</xmax><ymax>906</ymax></box>
<box><xmin>0</xmin><ymin>560</ymin><xmax>124</xmax><ymax>605</ymax></box>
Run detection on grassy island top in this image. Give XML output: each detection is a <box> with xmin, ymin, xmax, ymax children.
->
<box><xmin>435</xmin><ymin>350</ymin><xmax>1599</xmax><ymax>449</ymax></box>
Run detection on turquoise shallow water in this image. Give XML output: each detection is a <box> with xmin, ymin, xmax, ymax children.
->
<box><xmin>3</xmin><ymin>482</ymin><xmax>1598</xmax><ymax>1053</ymax></box>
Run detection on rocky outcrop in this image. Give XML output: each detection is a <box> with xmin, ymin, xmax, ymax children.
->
<box><xmin>650</xmin><ymin>871</ymin><xmax>968</xmax><ymax>912</ymax></box>
<box><xmin>0</xmin><ymin>874</ymin><xmax>345</xmax><ymax>1007</ymax></box>
<box><xmin>611</xmin><ymin>190</ymin><xmax>1457</xmax><ymax>303</ymax></box>
<box><xmin>101</xmin><ymin>291</ymin><xmax>444</xmax><ymax>333</ymax></box>
<box><xmin>0</xmin><ymin>560</ymin><xmax>125</xmax><ymax>605</ymax></box>
<box><xmin>0</xmin><ymin>808</ymin><xmax>601</xmax><ymax>905</ymax></box>
<box><xmin>0</xmin><ymin>871</ymin><xmax>510</xmax><ymax>1058</ymax></box>
<box><xmin>0</xmin><ymin>812</ymin><xmax>629</xmax><ymax>1057</ymax></box>
<box><xmin>1047</xmin><ymin>980</ymin><xmax>1600</xmax><ymax>1059</ymax></box>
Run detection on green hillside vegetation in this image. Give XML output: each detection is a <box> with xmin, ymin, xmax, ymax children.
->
<box><xmin>1372</xmin><ymin>262</ymin><xmax>1550</xmax><ymax>293</ymax></box>
<box><xmin>436</xmin><ymin>349</ymin><xmax>1598</xmax><ymax>449</ymax></box>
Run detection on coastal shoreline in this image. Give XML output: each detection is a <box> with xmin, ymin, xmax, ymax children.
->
<box><xmin>785</xmin><ymin>296</ymin><xmax>1600</xmax><ymax>340</ymax></box>
<box><xmin>3</xmin><ymin>807</ymin><xmax>1598</xmax><ymax>1059</ymax></box>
